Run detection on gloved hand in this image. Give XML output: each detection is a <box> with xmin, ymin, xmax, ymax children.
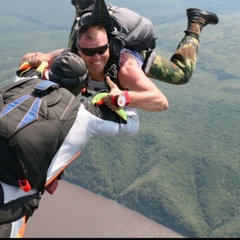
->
<box><xmin>17</xmin><ymin>61</ymin><xmax>49</xmax><ymax>79</ymax></box>
<box><xmin>92</xmin><ymin>92</ymin><xmax>127</xmax><ymax>121</ymax></box>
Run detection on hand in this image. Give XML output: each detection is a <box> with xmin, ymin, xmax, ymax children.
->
<box><xmin>28</xmin><ymin>52</ymin><xmax>48</xmax><ymax>67</ymax></box>
<box><xmin>91</xmin><ymin>92</ymin><xmax>127</xmax><ymax>121</ymax></box>
<box><xmin>19</xmin><ymin>52</ymin><xmax>50</xmax><ymax>68</ymax></box>
<box><xmin>104</xmin><ymin>76</ymin><xmax>124</xmax><ymax>111</ymax></box>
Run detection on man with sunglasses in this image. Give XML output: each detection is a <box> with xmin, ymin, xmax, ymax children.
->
<box><xmin>19</xmin><ymin>1</ymin><xmax>218</xmax><ymax>113</ymax></box>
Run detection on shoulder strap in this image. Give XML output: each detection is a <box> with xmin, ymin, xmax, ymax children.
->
<box><xmin>104</xmin><ymin>36</ymin><xmax>124</xmax><ymax>87</ymax></box>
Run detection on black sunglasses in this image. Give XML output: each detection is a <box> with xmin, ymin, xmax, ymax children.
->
<box><xmin>77</xmin><ymin>43</ymin><xmax>109</xmax><ymax>56</ymax></box>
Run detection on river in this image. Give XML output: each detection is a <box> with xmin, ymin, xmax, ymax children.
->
<box><xmin>25</xmin><ymin>180</ymin><xmax>184</xmax><ymax>238</ymax></box>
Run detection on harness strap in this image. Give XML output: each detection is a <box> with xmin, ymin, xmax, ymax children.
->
<box><xmin>0</xmin><ymin>193</ymin><xmax>41</xmax><ymax>225</ymax></box>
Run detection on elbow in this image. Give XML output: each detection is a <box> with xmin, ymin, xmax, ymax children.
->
<box><xmin>162</xmin><ymin>100</ymin><xmax>169</xmax><ymax>111</ymax></box>
<box><xmin>156</xmin><ymin>97</ymin><xmax>169</xmax><ymax>112</ymax></box>
<box><xmin>165</xmin><ymin>101</ymin><xmax>169</xmax><ymax>110</ymax></box>
<box><xmin>164</xmin><ymin>97</ymin><xmax>169</xmax><ymax>110</ymax></box>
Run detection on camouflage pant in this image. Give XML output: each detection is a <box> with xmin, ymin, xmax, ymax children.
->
<box><xmin>146</xmin><ymin>35</ymin><xmax>199</xmax><ymax>85</ymax></box>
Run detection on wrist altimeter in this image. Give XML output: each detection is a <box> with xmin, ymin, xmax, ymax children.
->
<box><xmin>113</xmin><ymin>90</ymin><xmax>130</xmax><ymax>107</ymax></box>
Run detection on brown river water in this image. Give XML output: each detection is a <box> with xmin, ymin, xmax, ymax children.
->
<box><xmin>25</xmin><ymin>180</ymin><xmax>184</xmax><ymax>238</ymax></box>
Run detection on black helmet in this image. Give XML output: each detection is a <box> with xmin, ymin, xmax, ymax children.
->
<box><xmin>49</xmin><ymin>52</ymin><xmax>88</xmax><ymax>96</ymax></box>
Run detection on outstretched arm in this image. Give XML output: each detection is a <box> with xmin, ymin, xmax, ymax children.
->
<box><xmin>19</xmin><ymin>48</ymin><xmax>71</xmax><ymax>67</ymax></box>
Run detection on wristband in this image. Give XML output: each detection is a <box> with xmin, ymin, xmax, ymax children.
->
<box><xmin>122</xmin><ymin>90</ymin><xmax>130</xmax><ymax>106</ymax></box>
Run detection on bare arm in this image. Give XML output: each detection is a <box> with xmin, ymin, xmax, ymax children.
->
<box><xmin>19</xmin><ymin>48</ymin><xmax>71</xmax><ymax>67</ymax></box>
<box><xmin>105</xmin><ymin>51</ymin><xmax>169</xmax><ymax>112</ymax></box>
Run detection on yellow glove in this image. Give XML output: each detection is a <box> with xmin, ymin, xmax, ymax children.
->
<box><xmin>92</xmin><ymin>92</ymin><xmax>127</xmax><ymax>121</ymax></box>
<box><xmin>18</xmin><ymin>61</ymin><xmax>48</xmax><ymax>78</ymax></box>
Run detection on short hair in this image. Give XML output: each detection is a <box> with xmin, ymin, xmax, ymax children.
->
<box><xmin>77</xmin><ymin>22</ymin><xmax>107</xmax><ymax>41</ymax></box>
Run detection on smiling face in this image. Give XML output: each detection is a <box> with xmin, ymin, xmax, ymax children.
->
<box><xmin>77</xmin><ymin>25</ymin><xmax>110</xmax><ymax>81</ymax></box>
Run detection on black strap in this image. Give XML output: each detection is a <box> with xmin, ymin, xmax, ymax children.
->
<box><xmin>0</xmin><ymin>193</ymin><xmax>41</xmax><ymax>225</ymax></box>
<box><xmin>142</xmin><ymin>50</ymin><xmax>153</xmax><ymax>73</ymax></box>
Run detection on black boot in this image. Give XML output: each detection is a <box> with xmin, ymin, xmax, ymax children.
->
<box><xmin>185</xmin><ymin>8</ymin><xmax>219</xmax><ymax>40</ymax></box>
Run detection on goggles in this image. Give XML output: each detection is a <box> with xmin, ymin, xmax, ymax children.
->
<box><xmin>77</xmin><ymin>43</ymin><xmax>109</xmax><ymax>56</ymax></box>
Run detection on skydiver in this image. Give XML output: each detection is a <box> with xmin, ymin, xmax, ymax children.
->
<box><xmin>19</xmin><ymin>0</ymin><xmax>218</xmax><ymax>114</ymax></box>
<box><xmin>0</xmin><ymin>52</ymin><xmax>162</xmax><ymax>238</ymax></box>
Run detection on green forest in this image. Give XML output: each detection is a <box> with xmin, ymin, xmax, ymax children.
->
<box><xmin>1</xmin><ymin>0</ymin><xmax>240</xmax><ymax>238</ymax></box>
